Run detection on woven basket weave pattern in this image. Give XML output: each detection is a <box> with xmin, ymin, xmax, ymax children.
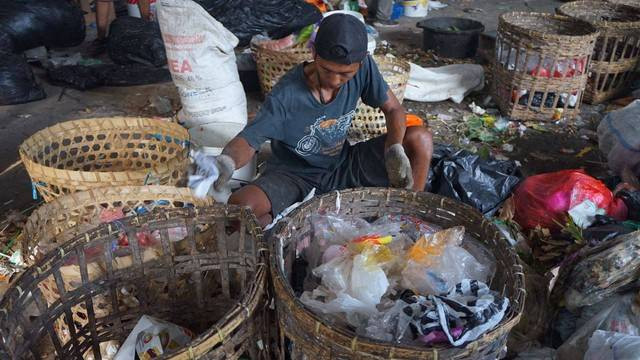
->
<box><xmin>22</xmin><ymin>186</ymin><xmax>214</xmax><ymax>266</ymax></box>
<box><xmin>559</xmin><ymin>1</ymin><xmax>640</xmax><ymax>104</ymax></box>
<box><xmin>0</xmin><ymin>206</ymin><xmax>269</xmax><ymax>360</ymax></box>
<box><xmin>271</xmin><ymin>188</ymin><xmax>525</xmax><ymax>360</ymax></box>
<box><xmin>19</xmin><ymin>117</ymin><xmax>190</xmax><ymax>202</ymax></box>
<box><xmin>493</xmin><ymin>12</ymin><xmax>599</xmax><ymax>121</ymax></box>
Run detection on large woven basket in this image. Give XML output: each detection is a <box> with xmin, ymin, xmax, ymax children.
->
<box><xmin>271</xmin><ymin>188</ymin><xmax>525</xmax><ymax>360</ymax></box>
<box><xmin>254</xmin><ymin>42</ymin><xmax>313</xmax><ymax>95</ymax></box>
<box><xmin>348</xmin><ymin>56</ymin><xmax>411</xmax><ymax>143</ymax></box>
<box><xmin>19</xmin><ymin>117</ymin><xmax>190</xmax><ymax>202</ymax></box>
<box><xmin>0</xmin><ymin>206</ymin><xmax>270</xmax><ymax>359</ymax></box>
<box><xmin>493</xmin><ymin>12</ymin><xmax>599</xmax><ymax>122</ymax></box>
<box><xmin>558</xmin><ymin>1</ymin><xmax>640</xmax><ymax>104</ymax></box>
<box><xmin>21</xmin><ymin>185</ymin><xmax>213</xmax><ymax>266</ymax></box>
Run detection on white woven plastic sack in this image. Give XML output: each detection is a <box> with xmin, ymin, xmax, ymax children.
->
<box><xmin>405</xmin><ymin>63</ymin><xmax>484</xmax><ymax>104</ymax></box>
<box><xmin>157</xmin><ymin>0</ymin><xmax>247</xmax><ymax>142</ymax></box>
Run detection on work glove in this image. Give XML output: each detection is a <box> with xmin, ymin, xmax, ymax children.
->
<box><xmin>384</xmin><ymin>143</ymin><xmax>414</xmax><ymax>189</ymax></box>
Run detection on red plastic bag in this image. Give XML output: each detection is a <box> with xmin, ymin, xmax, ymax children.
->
<box><xmin>513</xmin><ymin>170</ymin><xmax>627</xmax><ymax>231</ymax></box>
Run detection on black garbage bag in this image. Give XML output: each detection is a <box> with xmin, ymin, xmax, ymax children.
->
<box><xmin>48</xmin><ymin>64</ymin><xmax>171</xmax><ymax>90</ymax></box>
<box><xmin>108</xmin><ymin>16</ymin><xmax>167</xmax><ymax>67</ymax></box>
<box><xmin>0</xmin><ymin>52</ymin><xmax>46</xmax><ymax>105</ymax></box>
<box><xmin>0</xmin><ymin>0</ymin><xmax>85</xmax><ymax>53</ymax></box>
<box><xmin>0</xmin><ymin>31</ymin><xmax>14</xmax><ymax>52</ymax></box>
<box><xmin>617</xmin><ymin>190</ymin><xmax>640</xmax><ymax>221</ymax></box>
<box><xmin>427</xmin><ymin>144</ymin><xmax>522</xmax><ymax>216</ymax></box>
<box><xmin>195</xmin><ymin>0</ymin><xmax>322</xmax><ymax>46</ymax></box>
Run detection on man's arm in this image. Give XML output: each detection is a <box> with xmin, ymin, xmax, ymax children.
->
<box><xmin>380</xmin><ymin>89</ymin><xmax>406</xmax><ymax>150</ymax></box>
<box><xmin>222</xmin><ymin>137</ymin><xmax>257</xmax><ymax>170</ymax></box>
<box><xmin>137</xmin><ymin>0</ymin><xmax>151</xmax><ymax>20</ymax></box>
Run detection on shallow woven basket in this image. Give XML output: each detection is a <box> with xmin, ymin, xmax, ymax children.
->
<box><xmin>0</xmin><ymin>206</ymin><xmax>270</xmax><ymax>360</ymax></box>
<box><xmin>493</xmin><ymin>12</ymin><xmax>598</xmax><ymax>122</ymax></box>
<box><xmin>558</xmin><ymin>1</ymin><xmax>640</xmax><ymax>104</ymax></box>
<box><xmin>19</xmin><ymin>117</ymin><xmax>190</xmax><ymax>202</ymax></box>
<box><xmin>21</xmin><ymin>185</ymin><xmax>214</xmax><ymax>266</ymax></box>
<box><xmin>348</xmin><ymin>56</ymin><xmax>411</xmax><ymax>143</ymax></box>
<box><xmin>271</xmin><ymin>188</ymin><xmax>525</xmax><ymax>360</ymax></box>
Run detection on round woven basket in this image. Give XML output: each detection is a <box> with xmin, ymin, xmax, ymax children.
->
<box><xmin>493</xmin><ymin>12</ymin><xmax>599</xmax><ymax>122</ymax></box>
<box><xmin>21</xmin><ymin>185</ymin><xmax>213</xmax><ymax>266</ymax></box>
<box><xmin>0</xmin><ymin>206</ymin><xmax>270</xmax><ymax>359</ymax></box>
<box><xmin>254</xmin><ymin>42</ymin><xmax>313</xmax><ymax>95</ymax></box>
<box><xmin>271</xmin><ymin>188</ymin><xmax>525</xmax><ymax>360</ymax></box>
<box><xmin>348</xmin><ymin>56</ymin><xmax>411</xmax><ymax>143</ymax></box>
<box><xmin>19</xmin><ymin>117</ymin><xmax>190</xmax><ymax>202</ymax></box>
<box><xmin>558</xmin><ymin>1</ymin><xmax>640</xmax><ymax>104</ymax></box>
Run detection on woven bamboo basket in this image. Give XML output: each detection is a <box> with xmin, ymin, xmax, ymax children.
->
<box><xmin>19</xmin><ymin>117</ymin><xmax>190</xmax><ymax>202</ymax></box>
<box><xmin>493</xmin><ymin>12</ymin><xmax>599</xmax><ymax>122</ymax></box>
<box><xmin>271</xmin><ymin>188</ymin><xmax>525</xmax><ymax>360</ymax></box>
<box><xmin>21</xmin><ymin>185</ymin><xmax>214</xmax><ymax>266</ymax></box>
<box><xmin>348</xmin><ymin>56</ymin><xmax>411</xmax><ymax>143</ymax></box>
<box><xmin>0</xmin><ymin>206</ymin><xmax>270</xmax><ymax>360</ymax></box>
<box><xmin>558</xmin><ymin>1</ymin><xmax>640</xmax><ymax>104</ymax></box>
<box><xmin>253</xmin><ymin>42</ymin><xmax>313</xmax><ymax>95</ymax></box>
<box><xmin>608</xmin><ymin>0</ymin><xmax>640</xmax><ymax>8</ymax></box>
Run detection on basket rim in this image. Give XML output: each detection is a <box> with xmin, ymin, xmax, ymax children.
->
<box><xmin>499</xmin><ymin>11</ymin><xmax>600</xmax><ymax>39</ymax></box>
<box><xmin>18</xmin><ymin>117</ymin><xmax>189</xmax><ymax>182</ymax></box>
<box><xmin>270</xmin><ymin>188</ymin><xmax>526</xmax><ymax>355</ymax></box>
<box><xmin>2</xmin><ymin>205</ymin><xmax>268</xmax><ymax>360</ymax></box>
<box><xmin>558</xmin><ymin>1</ymin><xmax>640</xmax><ymax>28</ymax></box>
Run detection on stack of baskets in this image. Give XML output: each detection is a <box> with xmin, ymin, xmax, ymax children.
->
<box><xmin>19</xmin><ymin>117</ymin><xmax>190</xmax><ymax>202</ymax></box>
<box><xmin>493</xmin><ymin>12</ymin><xmax>599</xmax><ymax>122</ymax></box>
<box><xmin>0</xmin><ymin>206</ymin><xmax>271</xmax><ymax>359</ymax></box>
<box><xmin>558</xmin><ymin>1</ymin><xmax>640</xmax><ymax>104</ymax></box>
<box><xmin>271</xmin><ymin>188</ymin><xmax>525</xmax><ymax>359</ymax></box>
<box><xmin>253</xmin><ymin>42</ymin><xmax>411</xmax><ymax>143</ymax></box>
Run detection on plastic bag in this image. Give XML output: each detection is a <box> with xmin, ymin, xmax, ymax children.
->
<box><xmin>108</xmin><ymin>16</ymin><xmax>167</xmax><ymax>67</ymax></box>
<box><xmin>114</xmin><ymin>315</ymin><xmax>194</xmax><ymax>360</ymax></box>
<box><xmin>47</xmin><ymin>64</ymin><xmax>171</xmax><ymax>90</ymax></box>
<box><xmin>401</xmin><ymin>227</ymin><xmax>490</xmax><ymax>296</ymax></box>
<box><xmin>0</xmin><ymin>0</ymin><xmax>85</xmax><ymax>53</ymax></box>
<box><xmin>584</xmin><ymin>330</ymin><xmax>640</xmax><ymax>360</ymax></box>
<box><xmin>0</xmin><ymin>52</ymin><xmax>46</xmax><ymax>105</ymax></box>
<box><xmin>513</xmin><ymin>170</ymin><xmax>628</xmax><ymax>232</ymax></box>
<box><xmin>563</xmin><ymin>231</ymin><xmax>640</xmax><ymax>309</ymax></box>
<box><xmin>428</xmin><ymin>144</ymin><xmax>521</xmax><ymax>216</ymax></box>
<box><xmin>194</xmin><ymin>0</ymin><xmax>322</xmax><ymax>46</ymax></box>
<box><xmin>597</xmin><ymin>100</ymin><xmax>640</xmax><ymax>177</ymax></box>
<box><xmin>557</xmin><ymin>292</ymin><xmax>640</xmax><ymax>359</ymax></box>
<box><xmin>405</xmin><ymin>63</ymin><xmax>484</xmax><ymax>104</ymax></box>
<box><xmin>618</xmin><ymin>190</ymin><xmax>640</xmax><ymax>221</ymax></box>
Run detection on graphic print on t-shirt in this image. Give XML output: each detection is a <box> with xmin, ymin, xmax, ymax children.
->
<box><xmin>295</xmin><ymin>110</ymin><xmax>355</xmax><ymax>157</ymax></box>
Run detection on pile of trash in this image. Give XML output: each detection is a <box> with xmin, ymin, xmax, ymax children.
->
<box><xmin>295</xmin><ymin>213</ymin><xmax>509</xmax><ymax>347</ymax></box>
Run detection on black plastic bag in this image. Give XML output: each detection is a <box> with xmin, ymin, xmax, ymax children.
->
<box><xmin>0</xmin><ymin>31</ymin><xmax>14</xmax><ymax>52</ymax></box>
<box><xmin>195</xmin><ymin>0</ymin><xmax>322</xmax><ymax>46</ymax></box>
<box><xmin>108</xmin><ymin>16</ymin><xmax>167</xmax><ymax>67</ymax></box>
<box><xmin>0</xmin><ymin>0</ymin><xmax>85</xmax><ymax>53</ymax></box>
<box><xmin>427</xmin><ymin>144</ymin><xmax>522</xmax><ymax>216</ymax></box>
<box><xmin>618</xmin><ymin>190</ymin><xmax>640</xmax><ymax>221</ymax></box>
<box><xmin>48</xmin><ymin>64</ymin><xmax>171</xmax><ymax>90</ymax></box>
<box><xmin>0</xmin><ymin>52</ymin><xmax>46</xmax><ymax>105</ymax></box>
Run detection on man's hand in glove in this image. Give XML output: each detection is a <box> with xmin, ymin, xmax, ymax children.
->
<box><xmin>385</xmin><ymin>143</ymin><xmax>414</xmax><ymax>189</ymax></box>
<box><xmin>212</xmin><ymin>154</ymin><xmax>235</xmax><ymax>191</ymax></box>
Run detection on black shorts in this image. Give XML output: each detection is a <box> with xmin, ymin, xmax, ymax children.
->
<box><xmin>253</xmin><ymin>135</ymin><xmax>389</xmax><ymax>215</ymax></box>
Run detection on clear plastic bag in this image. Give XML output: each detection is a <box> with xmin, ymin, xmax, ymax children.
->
<box><xmin>557</xmin><ymin>292</ymin><xmax>640</xmax><ymax>359</ymax></box>
<box><xmin>584</xmin><ymin>330</ymin><xmax>640</xmax><ymax>360</ymax></box>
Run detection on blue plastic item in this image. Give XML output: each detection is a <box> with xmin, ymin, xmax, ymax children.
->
<box><xmin>391</xmin><ymin>2</ymin><xmax>404</xmax><ymax>20</ymax></box>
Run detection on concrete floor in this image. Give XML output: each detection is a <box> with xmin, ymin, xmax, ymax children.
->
<box><xmin>0</xmin><ymin>0</ymin><xmax>612</xmax><ymax>215</ymax></box>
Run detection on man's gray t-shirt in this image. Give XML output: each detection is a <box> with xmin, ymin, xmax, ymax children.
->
<box><xmin>238</xmin><ymin>55</ymin><xmax>389</xmax><ymax>175</ymax></box>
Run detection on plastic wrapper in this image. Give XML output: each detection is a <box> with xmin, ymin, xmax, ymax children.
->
<box><xmin>557</xmin><ymin>292</ymin><xmax>640</xmax><ymax>359</ymax></box>
<box><xmin>114</xmin><ymin>315</ymin><xmax>194</xmax><ymax>360</ymax></box>
<box><xmin>597</xmin><ymin>100</ymin><xmax>640</xmax><ymax>177</ymax></box>
<box><xmin>584</xmin><ymin>330</ymin><xmax>640</xmax><ymax>360</ymax></box>
<box><xmin>513</xmin><ymin>169</ymin><xmax>628</xmax><ymax>232</ymax></box>
<box><xmin>401</xmin><ymin>227</ymin><xmax>491</xmax><ymax>295</ymax></box>
<box><xmin>563</xmin><ymin>231</ymin><xmax>640</xmax><ymax>309</ymax></box>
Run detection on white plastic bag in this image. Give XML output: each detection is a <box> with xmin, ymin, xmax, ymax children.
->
<box><xmin>597</xmin><ymin>100</ymin><xmax>640</xmax><ymax>177</ymax></box>
<box><xmin>157</xmin><ymin>0</ymin><xmax>247</xmax><ymax>141</ymax></box>
<box><xmin>585</xmin><ymin>330</ymin><xmax>640</xmax><ymax>360</ymax></box>
<box><xmin>350</xmin><ymin>253</ymin><xmax>389</xmax><ymax>307</ymax></box>
<box><xmin>405</xmin><ymin>63</ymin><xmax>484</xmax><ymax>104</ymax></box>
<box><xmin>114</xmin><ymin>315</ymin><xmax>193</xmax><ymax>360</ymax></box>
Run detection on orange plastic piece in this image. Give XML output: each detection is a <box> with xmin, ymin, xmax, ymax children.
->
<box><xmin>406</xmin><ymin>114</ymin><xmax>424</xmax><ymax>127</ymax></box>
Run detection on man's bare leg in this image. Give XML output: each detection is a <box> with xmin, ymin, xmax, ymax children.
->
<box><xmin>402</xmin><ymin>126</ymin><xmax>433</xmax><ymax>191</ymax></box>
<box><xmin>229</xmin><ymin>185</ymin><xmax>273</xmax><ymax>227</ymax></box>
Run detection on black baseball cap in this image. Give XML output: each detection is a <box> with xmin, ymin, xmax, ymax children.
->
<box><xmin>315</xmin><ymin>13</ymin><xmax>368</xmax><ymax>65</ymax></box>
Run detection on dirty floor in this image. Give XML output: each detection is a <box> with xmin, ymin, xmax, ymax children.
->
<box><xmin>0</xmin><ymin>0</ymin><xmax>615</xmax><ymax>216</ymax></box>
